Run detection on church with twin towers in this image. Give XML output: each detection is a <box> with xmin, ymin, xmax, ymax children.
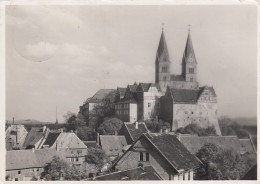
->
<box><xmin>82</xmin><ymin>26</ymin><xmax>222</xmax><ymax>135</ymax></box>
<box><xmin>157</xmin><ymin>27</ymin><xmax>221</xmax><ymax>135</ymax></box>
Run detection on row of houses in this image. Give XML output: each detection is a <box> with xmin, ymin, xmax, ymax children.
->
<box><xmin>6</xmin><ymin>121</ymin><xmax>257</xmax><ymax>181</ymax></box>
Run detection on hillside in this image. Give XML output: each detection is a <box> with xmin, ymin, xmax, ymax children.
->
<box><xmin>6</xmin><ymin>119</ymin><xmax>54</xmax><ymax>125</ymax></box>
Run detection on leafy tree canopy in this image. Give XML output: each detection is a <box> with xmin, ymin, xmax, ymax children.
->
<box><xmin>97</xmin><ymin>117</ymin><xmax>123</xmax><ymax>135</ymax></box>
<box><xmin>176</xmin><ymin>123</ymin><xmax>217</xmax><ymax>136</ymax></box>
<box><xmin>77</xmin><ymin>126</ymin><xmax>96</xmax><ymax>141</ymax></box>
<box><xmin>145</xmin><ymin>119</ymin><xmax>171</xmax><ymax>133</ymax></box>
<box><xmin>195</xmin><ymin>143</ymin><xmax>256</xmax><ymax>180</ymax></box>
<box><xmin>85</xmin><ymin>147</ymin><xmax>109</xmax><ymax>169</ymax></box>
<box><xmin>41</xmin><ymin>156</ymin><xmax>88</xmax><ymax>181</ymax></box>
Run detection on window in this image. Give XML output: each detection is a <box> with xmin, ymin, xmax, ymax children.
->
<box><xmin>148</xmin><ymin>103</ymin><xmax>151</xmax><ymax>108</ymax></box>
<box><xmin>15</xmin><ymin>178</ymin><xmax>18</xmax><ymax>181</ymax></box>
<box><xmin>190</xmin><ymin>77</ymin><xmax>193</xmax><ymax>82</ymax></box>
<box><xmin>18</xmin><ymin>170</ymin><xmax>21</xmax><ymax>174</ymax></box>
<box><xmin>189</xmin><ymin>68</ymin><xmax>194</xmax><ymax>73</ymax></box>
<box><xmin>162</xmin><ymin>66</ymin><xmax>168</xmax><ymax>72</ymax></box>
<box><xmin>140</xmin><ymin>152</ymin><xmax>143</xmax><ymax>161</ymax></box>
<box><xmin>76</xmin><ymin>157</ymin><xmax>79</xmax><ymax>162</ymax></box>
<box><xmin>146</xmin><ymin>152</ymin><xmax>149</xmax><ymax>161</ymax></box>
<box><xmin>163</xmin><ymin>76</ymin><xmax>167</xmax><ymax>81</ymax></box>
<box><xmin>37</xmin><ymin>168</ymin><xmax>39</xmax><ymax>172</ymax></box>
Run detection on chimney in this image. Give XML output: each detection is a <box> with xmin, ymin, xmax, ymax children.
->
<box><xmin>114</xmin><ymin>131</ymin><xmax>118</xmax><ymax>136</ymax></box>
<box><xmin>75</xmin><ymin>130</ymin><xmax>78</xmax><ymax>136</ymax></box>
<box><xmin>135</xmin><ymin>122</ymin><xmax>138</xmax><ymax>129</ymax></box>
<box><xmin>60</xmin><ymin>128</ymin><xmax>63</xmax><ymax>133</ymax></box>
<box><xmin>32</xmin><ymin>147</ymin><xmax>35</xmax><ymax>152</ymax></box>
<box><xmin>159</xmin><ymin>129</ymin><xmax>162</xmax><ymax>133</ymax></box>
<box><xmin>96</xmin><ymin>132</ymin><xmax>100</xmax><ymax>145</ymax></box>
<box><xmin>56</xmin><ymin>141</ymin><xmax>59</xmax><ymax>152</ymax></box>
<box><xmin>43</xmin><ymin>126</ymin><xmax>46</xmax><ymax>132</ymax></box>
<box><xmin>165</xmin><ymin>128</ymin><xmax>169</xmax><ymax>133</ymax></box>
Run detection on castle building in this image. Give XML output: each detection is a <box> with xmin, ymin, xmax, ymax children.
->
<box><xmin>157</xmin><ymin>28</ymin><xmax>221</xmax><ymax>135</ymax></box>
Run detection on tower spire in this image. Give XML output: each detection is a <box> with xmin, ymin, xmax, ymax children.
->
<box><xmin>182</xmin><ymin>27</ymin><xmax>196</xmax><ymax>63</ymax></box>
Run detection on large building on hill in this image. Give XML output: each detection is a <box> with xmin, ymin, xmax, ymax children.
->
<box><xmin>156</xmin><ymin>29</ymin><xmax>221</xmax><ymax>134</ymax></box>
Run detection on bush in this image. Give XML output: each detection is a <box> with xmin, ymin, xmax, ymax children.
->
<box><xmin>176</xmin><ymin>124</ymin><xmax>217</xmax><ymax>136</ymax></box>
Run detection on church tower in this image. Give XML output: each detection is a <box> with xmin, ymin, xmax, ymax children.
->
<box><xmin>155</xmin><ymin>28</ymin><xmax>171</xmax><ymax>92</ymax></box>
<box><xmin>182</xmin><ymin>29</ymin><xmax>198</xmax><ymax>84</ymax></box>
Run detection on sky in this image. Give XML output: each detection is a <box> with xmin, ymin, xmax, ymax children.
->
<box><xmin>5</xmin><ymin>5</ymin><xmax>257</xmax><ymax>122</ymax></box>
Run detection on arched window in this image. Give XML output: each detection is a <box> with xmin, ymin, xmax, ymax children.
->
<box><xmin>163</xmin><ymin>76</ymin><xmax>167</xmax><ymax>81</ymax></box>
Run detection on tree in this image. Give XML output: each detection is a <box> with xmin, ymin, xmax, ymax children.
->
<box><xmin>176</xmin><ymin>124</ymin><xmax>217</xmax><ymax>136</ymax></box>
<box><xmin>97</xmin><ymin>117</ymin><xmax>123</xmax><ymax>135</ymax></box>
<box><xmin>77</xmin><ymin>126</ymin><xmax>96</xmax><ymax>141</ymax></box>
<box><xmin>63</xmin><ymin>112</ymin><xmax>85</xmax><ymax>132</ymax></box>
<box><xmin>41</xmin><ymin>156</ymin><xmax>69</xmax><ymax>181</ymax></box>
<box><xmin>145</xmin><ymin>119</ymin><xmax>171</xmax><ymax>133</ymax></box>
<box><xmin>89</xmin><ymin>91</ymin><xmax>117</xmax><ymax>128</ymax></box>
<box><xmin>42</xmin><ymin>156</ymin><xmax>89</xmax><ymax>181</ymax></box>
<box><xmin>195</xmin><ymin>143</ymin><xmax>256</xmax><ymax>180</ymax></box>
<box><xmin>85</xmin><ymin>147</ymin><xmax>109</xmax><ymax>169</ymax></box>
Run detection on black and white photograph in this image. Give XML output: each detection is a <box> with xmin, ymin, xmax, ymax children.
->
<box><xmin>2</xmin><ymin>1</ymin><xmax>258</xmax><ymax>181</ymax></box>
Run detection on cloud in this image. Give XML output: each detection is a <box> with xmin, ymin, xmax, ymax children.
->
<box><xmin>24</xmin><ymin>41</ymin><xmax>57</xmax><ymax>62</ymax></box>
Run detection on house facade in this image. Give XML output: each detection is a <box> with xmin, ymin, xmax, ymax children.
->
<box><xmin>5</xmin><ymin>124</ymin><xmax>28</xmax><ymax>150</ymax></box>
<box><xmin>112</xmin><ymin>133</ymin><xmax>201</xmax><ymax>180</ymax></box>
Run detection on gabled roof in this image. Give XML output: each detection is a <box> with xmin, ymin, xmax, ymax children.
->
<box><xmin>178</xmin><ymin>134</ymin><xmax>256</xmax><ymax>155</ymax></box>
<box><xmin>144</xmin><ymin>133</ymin><xmax>201</xmax><ymax>171</ymax></box>
<box><xmin>48</xmin><ymin>132</ymin><xmax>87</xmax><ymax>149</ymax></box>
<box><xmin>139</xmin><ymin>83</ymin><xmax>161</xmax><ymax>92</ymax></box>
<box><xmin>199</xmin><ymin>86</ymin><xmax>217</xmax><ymax>97</ymax></box>
<box><xmin>6</xmin><ymin>148</ymin><xmax>67</xmax><ymax>170</ymax></box>
<box><xmin>22</xmin><ymin>127</ymin><xmax>48</xmax><ymax>148</ymax></box>
<box><xmin>116</xmin><ymin>97</ymin><xmax>137</xmax><ymax>104</ymax></box>
<box><xmin>128</xmin><ymin>82</ymin><xmax>138</xmax><ymax>92</ymax></box>
<box><xmin>120</xmin><ymin>122</ymin><xmax>149</xmax><ymax>143</ymax></box>
<box><xmin>170</xmin><ymin>88</ymin><xmax>200</xmax><ymax>104</ymax></box>
<box><xmin>117</xmin><ymin>87</ymin><xmax>127</xmax><ymax>98</ymax></box>
<box><xmin>94</xmin><ymin>165</ymin><xmax>162</xmax><ymax>180</ymax></box>
<box><xmin>86</xmin><ymin>89</ymin><xmax>117</xmax><ymax>103</ymax></box>
<box><xmin>99</xmin><ymin>135</ymin><xmax>127</xmax><ymax>156</ymax></box>
<box><xmin>43</xmin><ymin>132</ymin><xmax>61</xmax><ymax>147</ymax></box>
<box><xmin>156</xmin><ymin>29</ymin><xmax>169</xmax><ymax>60</ymax></box>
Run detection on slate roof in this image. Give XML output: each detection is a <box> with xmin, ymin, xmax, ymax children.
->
<box><xmin>178</xmin><ymin>134</ymin><xmax>256</xmax><ymax>155</ymax></box>
<box><xmin>43</xmin><ymin>132</ymin><xmax>60</xmax><ymax>147</ymax></box>
<box><xmin>83</xmin><ymin>141</ymin><xmax>98</xmax><ymax>148</ymax></box>
<box><xmin>182</xmin><ymin>32</ymin><xmax>197</xmax><ymax>63</ymax></box>
<box><xmin>99</xmin><ymin>135</ymin><xmax>127</xmax><ymax>156</ymax></box>
<box><xmin>144</xmin><ymin>133</ymin><xmax>201</xmax><ymax>171</ymax></box>
<box><xmin>122</xmin><ymin>122</ymin><xmax>149</xmax><ymax>143</ymax></box>
<box><xmin>117</xmin><ymin>87</ymin><xmax>127</xmax><ymax>98</ymax></box>
<box><xmin>6</xmin><ymin>148</ymin><xmax>67</xmax><ymax>170</ymax></box>
<box><xmin>139</xmin><ymin>83</ymin><xmax>161</xmax><ymax>92</ymax></box>
<box><xmin>94</xmin><ymin>165</ymin><xmax>162</xmax><ymax>180</ymax></box>
<box><xmin>128</xmin><ymin>83</ymin><xmax>138</xmax><ymax>92</ymax></box>
<box><xmin>86</xmin><ymin>89</ymin><xmax>117</xmax><ymax>103</ymax></box>
<box><xmin>22</xmin><ymin>127</ymin><xmax>48</xmax><ymax>148</ymax></box>
<box><xmin>156</xmin><ymin>30</ymin><xmax>169</xmax><ymax>59</ymax></box>
<box><xmin>170</xmin><ymin>75</ymin><xmax>185</xmax><ymax>81</ymax></box>
<box><xmin>170</xmin><ymin>88</ymin><xmax>200</xmax><ymax>104</ymax></box>
<box><xmin>116</xmin><ymin>98</ymin><xmax>137</xmax><ymax>104</ymax></box>
<box><xmin>199</xmin><ymin>86</ymin><xmax>217</xmax><ymax>97</ymax></box>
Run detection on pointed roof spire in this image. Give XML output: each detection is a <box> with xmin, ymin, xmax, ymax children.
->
<box><xmin>183</xmin><ymin>25</ymin><xmax>197</xmax><ymax>63</ymax></box>
<box><xmin>156</xmin><ymin>26</ymin><xmax>169</xmax><ymax>60</ymax></box>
